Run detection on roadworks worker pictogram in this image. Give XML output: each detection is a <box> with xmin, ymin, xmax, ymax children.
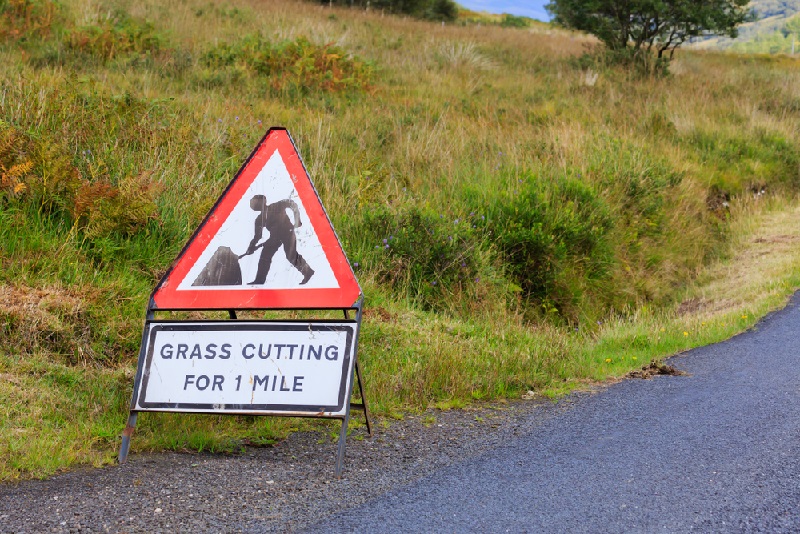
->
<box><xmin>244</xmin><ymin>194</ymin><xmax>314</xmax><ymax>285</ymax></box>
<box><xmin>152</xmin><ymin>128</ymin><xmax>361</xmax><ymax>310</ymax></box>
<box><xmin>192</xmin><ymin>194</ymin><xmax>314</xmax><ymax>287</ymax></box>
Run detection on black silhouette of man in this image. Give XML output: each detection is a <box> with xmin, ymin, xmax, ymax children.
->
<box><xmin>245</xmin><ymin>194</ymin><xmax>314</xmax><ymax>285</ymax></box>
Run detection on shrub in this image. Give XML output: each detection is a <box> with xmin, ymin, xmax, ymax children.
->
<box><xmin>200</xmin><ymin>35</ymin><xmax>374</xmax><ymax>94</ymax></box>
<box><xmin>479</xmin><ymin>174</ymin><xmax>614</xmax><ymax>322</ymax></box>
<box><xmin>66</xmin><ymin>11</ymin><xmax>164</xmax><ymax>62</ymax></box>
<box><xmin>0</xmin><ymin>120</ymin><xmax>161</xmax><ymax>238</ymax></box>
<box><xmin>572</xmin><ymin>47</ymin><xmax>671</xmax><ymax>78</ymax></box>
<box><xmin>349</xmin><ymin>205</ymin><xmax>484</xmax><ymax>310</ymax></box>
<box><xmin>0</xmin><ymin>0</ymin><xmax>60</xmax><ymax>42</ymax></box>
<box><xmin>685</xmin><ymin>129</ymin><xmax>800</xmax><ymax>194</ymax></box>
<box><xmin>500</xmin><ymin>14</ymin><xmax>530</xmax><ymax>28</ymax></box>
<box><xmin>591</xmin><ymin>140</ymin><xmax>683</xmax><ymax>239</ymax></box>
<box><xmin>425</xmin><ymin>0</ymin><xmax>458</xmax><ymax>21</ymax></box>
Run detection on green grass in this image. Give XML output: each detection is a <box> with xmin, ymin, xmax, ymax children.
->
<box><xmin>1</xmin><ymin>0</ymin><xmax>800</xmax><ymax>480</ymax></box>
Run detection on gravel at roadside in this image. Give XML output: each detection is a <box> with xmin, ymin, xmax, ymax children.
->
<box><xmin>0</xmin><ymin>394</ymin><xmax>583</xmax><ymax>532</ymax></box>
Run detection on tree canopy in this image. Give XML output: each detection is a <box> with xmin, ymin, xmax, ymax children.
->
<box><xmin>546</xmin><ymin>0</ymin><xmax>752</xmax><ymax>59</ymax></box>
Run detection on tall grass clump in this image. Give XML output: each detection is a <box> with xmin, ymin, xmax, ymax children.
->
<box><xmin>0</xmin><ymin>120</ymin><xmax>161</xmax><ymax>238</ymax></box>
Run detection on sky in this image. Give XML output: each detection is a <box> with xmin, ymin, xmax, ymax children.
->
<box><xmin>457</xmin><ymin>1</ymin><xmax>551</xmax><ymax>21</ymax></box>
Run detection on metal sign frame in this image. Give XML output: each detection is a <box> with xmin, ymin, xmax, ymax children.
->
<box><xmin>119</xmin><ymin>127</ymin><xmax>371</xmax><ymax>477</ymax></box>
<box><xmin>120</xmin><ymin>298</ymin><xmax>371</xmax><ymax>477</ymax></box>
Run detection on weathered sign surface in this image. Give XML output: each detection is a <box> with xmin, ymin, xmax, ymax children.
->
<box><xmin>151</xmin><ymin>128</ymin><xmax>361</xmax><ymax>310</ymax></box>
<box><xmin>134</xmin><ymin>321</ymin><xmax>357</xmax><ymax>416</ymax></box>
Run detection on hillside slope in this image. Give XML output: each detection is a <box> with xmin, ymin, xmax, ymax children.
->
<box><xmin>692</xmin><ymin>0</ymin><xmax>800</xmax><ymax>51</ymax></box>
<box><xmin>1</xmin><ymin>0</ymin><xmax>799</xmax><ymax>479</ymax></box>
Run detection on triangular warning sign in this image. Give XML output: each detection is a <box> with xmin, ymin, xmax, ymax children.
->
<box><xmin>152</xmin><ymin>128</ymin><xmax>361</xmax><ymax>310</ymax></box>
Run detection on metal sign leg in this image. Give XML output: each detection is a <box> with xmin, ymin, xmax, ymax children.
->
<box><xmin>118</xmin><ymin>411</ymin><xmax>138</xmax><ymax>463</ymax></box>
<box><xmin>355</xmin><ymin>359</ymin><xmax>372</xmax><ymax>436</ymax></box>
<box><xmin>345</xmin><ymin>302</ymin><xmax>372</xmax><ymax>436</ymax></box>
<box><xmin>334</xmin><ymin>413</ymin><xmax>350</xmax><ymax>478</ymax></box>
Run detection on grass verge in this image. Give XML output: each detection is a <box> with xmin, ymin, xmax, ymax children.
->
<box><xmin>1</xmin><ymin>196</ymin><xmax>797</xmax><ymax>481</ymax></box>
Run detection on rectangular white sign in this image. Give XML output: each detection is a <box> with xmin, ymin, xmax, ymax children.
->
<box><xmin>134</xmin><ymin>321</ymin><xmax>357</xmax><ymax>416</ymax></box>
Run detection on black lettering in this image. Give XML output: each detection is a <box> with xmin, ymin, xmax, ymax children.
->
<box><xmin>189</xmin><ymin>344</ymin><xmax>203</xmax><ymax>359</ymax></box>
<box><xmin>176</xmin><ymin>344</ymin><xmax>189</xmax><ymax>359</ymax></box>
<box><xmin>242</xmin><ymin>344</ymin><xmax>255</xmax><ymax>359</ymax></box>
<box><xmin>325</xmin><ymin>345</ymin><xmax>339</xmax><ymax>361</ymax></box>
<box><xmin>212</xmin><ymin>375</ymin><xmax>224</xmax><ymax>391</ymax></box>
<box><xmin>293</xmin><ymin>376</ymin><xmax>304</xmax><ymax>392</ymax></box>
<box><xmin>196</xmin><ymin>375</ymin><xmax>210</xmax><ymax>390</ymax></box>
<box><xmin>298</xmin><ymin>345</ymin><xmax>305</xmax><ymax>360</ymax></box>
<box><xmin>258</xmin><ymin>343</ymin><xmax>271</xmax><ymax>359</ymax></box>
<box><xmin>274</xmin><ymin>344</ymin><xmax>286</xmax><ymax>359</ymax></box>
<box><xmin>286</xmin><ymin>344</ymin><xmax>298</xmax><ymax>359</ymax></box>
<box><xmin>160</xmin><ymin>344</ymin><xmax>174</xmax><ymax>359</ymax></box>
<box><xmin>220</xmin><ymin>344</ymin><xmax>231</xmax><ymax>359</ymax></box>
<box><xmin>279</xmin><ymin>376</ymin><xmax>290</xmax><ymax>391</ymax></box>
<box><xmin>253</xmin><ymin>375</ymin><xmax>269</xmax><ymax>391</ymax></box>
<box><xmin>205</xmin><ymin>344</ymin><xmax>217</xmax><ymax>359</ymax></box>
<box><xmin>184</xmin><ymin>375</ymin><xmax>195</xmax><ymax>390</ymax></box>
<box><xmin>309</xmin><ymin>345</ymin><xmax>322</xmax><ymax>360</ymax></box>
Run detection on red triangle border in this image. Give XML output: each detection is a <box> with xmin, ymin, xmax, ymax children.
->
<box><xmin>151</xmin><ymin>128</ymin><xmax>361</xmax><ymax>310</ymax></box>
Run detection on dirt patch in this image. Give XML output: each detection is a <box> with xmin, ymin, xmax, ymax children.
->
<box><xmin>0</xmin><ymin>284</ymin><xmax>86</xmax><ymax>315</ymax></box>
<box><xmin>752</xmin><ymin>235</ymin><xmax>799</xmax><ymax>244</ymax></box>
<box><xmin>676</xmin><ymin>297</ymin><xmax>706</xmax><ymax>316</ymax></box>
<box><xmin>626</xmin><ymin>360</ymin><xmax>688</xmax><ymax>379</ymax></box>
<box><xmin>364</xmin><ymin>306</ymin><xmax>395</xmax><ymax>322</ymax></box>
<box><xmin>0</xmin><ymin>284</ymin><xmax>94</xmax><ymax>362</ymax></box>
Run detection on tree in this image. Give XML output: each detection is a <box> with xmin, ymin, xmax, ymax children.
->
<box><xmin>546</xmin><ymin>0</ymin><xmax>751</xmax><ymax>60</ymax></box>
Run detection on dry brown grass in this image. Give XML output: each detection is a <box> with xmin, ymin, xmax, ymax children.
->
<box><xmin>680</xmin><ymin>199</ymin><xmax>800</xmax><ymax>319</ymax></box>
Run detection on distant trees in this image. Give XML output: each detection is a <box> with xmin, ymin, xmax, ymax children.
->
<box><xmin>316</xmin><ymin>0</ymin><xmax>458</xmax><ymax>21</ymax></box>
<box><xmin>546</xmin><ymin>0</ymin><xmax>752</xmax><ymax>60</ymax></box>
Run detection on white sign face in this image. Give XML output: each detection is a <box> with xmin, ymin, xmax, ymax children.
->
<box><xmin>134</xmin><ymin>321</ymin><xmax>357</xmax><ymax>416</ymax></box>
<box><xmin>177</xmin><ymin>150</ymin><xmax>339</xmax><ymax>291</ymax></box>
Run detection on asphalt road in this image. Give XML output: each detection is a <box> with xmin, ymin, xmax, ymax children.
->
<box><xmin>309</xmin><ymin>294</ymin><xmax>800</xmax><ymax>533</ymax></box>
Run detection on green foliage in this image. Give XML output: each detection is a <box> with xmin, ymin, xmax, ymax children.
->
<box><xmin>0</xmin><ymin>0</ymin><xmax>61</xmax><ymax>42</ymax></box>
<box><xmin>65</xmin><ymin>11</ymin><xmax>164</xmax><ymax>62</ymax></box>
<box><xmin>313</xmin><ymin>0</ymin><xmax>458</xmax><ymax>21</ymax></box>
<box><xmin>590</xmin><ymin>139</ymin><xmax>684</xmax><ymax>237</ymax></box>
<box><xmin>547</xmin><ymin>0</ymin><xmax>751</xmax><ymax>60</ymax></box>
<box><xmin>0</xmin><ymin>120</ymin><xmax>161</xmax><ymax>238</ymax></box>
<box><xmin>200</xmin><ymin>34</ymin><xmax>374</xmax><ymax>94</ymax></box>
<box><xmin>351</xmin><ymin>205</ymin><xmax>484</xmax><ymax>310</ymax></box>
<box><xmin>573</xmin><ymin>47</ymin><xmax>671</xmax><ymax>77</ymax></box>
<box><xmin>685</xmin><ymin>129</ymin><xmax>800</xmax><ymax>192</ymax></box>
<box><xmin>500</xmin><ymin>14</ymin><xmax>531</xmax><ymax>28</ymax></box>
<box><xmin>479</xmin><ymin>174</ymin><xmax>614</xmax><ymax>321</ymax></box>
<box><xmin>425</xmin><ymin>0</ymin><xmax>458</xmax><ymax>21</ymax></box>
